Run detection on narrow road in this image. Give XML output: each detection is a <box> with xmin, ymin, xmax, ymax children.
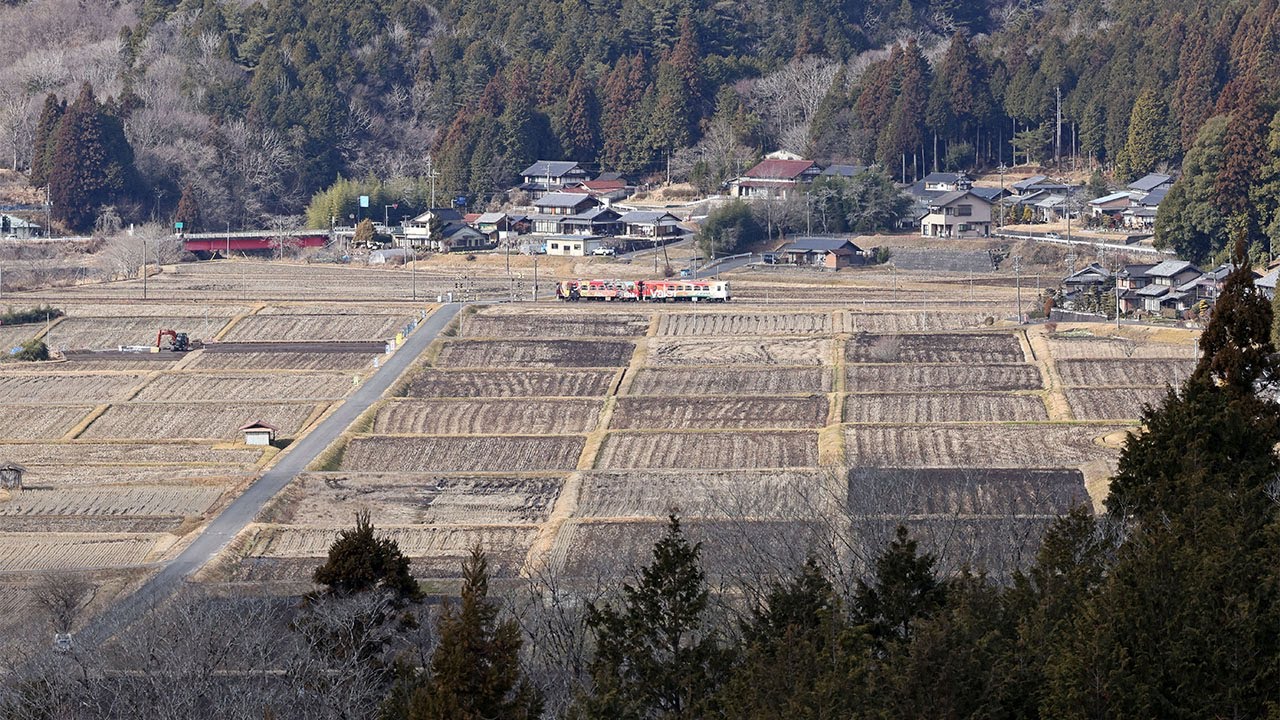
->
<box><xmin>81</xmin><ymin>303</ymin><xmax>464</xmax><ymax>645</ymax></box>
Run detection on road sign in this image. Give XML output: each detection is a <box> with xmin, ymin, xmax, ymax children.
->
<box><xmin>359</xmin><ymin>195</ymin><xmax>369</xmax><ymax>208</ymax></box>
<box><xmin>174</xmin><ymin>221</ymin><xmax>184</xmax><ymax>230</ymax></box>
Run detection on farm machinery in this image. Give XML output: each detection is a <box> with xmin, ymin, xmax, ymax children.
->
<box><xmin>156</xmin><ymin>329</ymin><xmax>192</xmax><ymax>352</ymax></box>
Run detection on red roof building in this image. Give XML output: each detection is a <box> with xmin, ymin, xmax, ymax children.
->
<box><xmin>732</xmin><ymin>158</ymin><xmax>822</xmax><ymax>198</ymax></box>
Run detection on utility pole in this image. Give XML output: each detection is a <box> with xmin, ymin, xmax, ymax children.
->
<box><xmin>1055</xmin><ymin>85</ymin><xmax>1062</xmax><ymax>167</ymax></box>
<box><xmin>426</xmin><ymin>155</ymin><xmax>438</xmax><ymax>209</ymax></box>
<box><xmin>533</xmin><ymin>254</ymin><xmax>539</xmax><ymax>302</ymax></box>
<box><xmin>1013</xmin><ymin>255</ymin><xmax>1022</xmax><ymax>323</ymax></box>
<box><xmin>141</xmin><ymin>237</ymin><xmax>148</xmax><ymax>300</ymax></box>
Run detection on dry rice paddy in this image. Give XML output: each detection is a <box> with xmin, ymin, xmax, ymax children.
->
<box><xmin>844</xmin><ymin>424</ymin><xmax>1120</xmax><ymax>468</ymax></box>
<box><xmin>462</xmin><ymin>310</ymin><xmax>651</xmax><ymax>337</ymax></box>
<box><xmin>611</xmin><ymin>396</ymin><xmax>829</xmax><ymax>429</ymax></box>
<box><xmin>438</xmin><ymin>339</ymin><xmax>635</xmax><ymax>367</ymax></box>
<box><xmin>842</xmin><ymin>393</ymin><xmax>1048</xmax><ymax>423</ymax></box>
<box><xmin>221</xmin><ymin>314</ymin><xmax>410</xmax><ymax>342</ymax></box>
<box><xmin>0</xmin><ymin>486</ymin><xmax>223</xmax><ymax>516</ymax></box>
<box><xmin>655</xmin><ymin>312</ymin><xmax>833</xmax><ymax>336</ymax></box>
<box><xmin>0</xmin><ymin>533</ymin><xmax>159</xmax><ymax>571</ymax></box>
<box><xmin>596</xmin><ymin>431</ymin><xmax>820</xmax><ymax>469</ymax></box>
<box><xmin>0</xmin><ymin>405</ymin><xmax>94</xmax><ymax>439</ymax></box>
<box><xmin>187</xmin><ymin>350</ymin><xmax>378</xmax><ymax>371</ymax></box>
<box><xmin>0</xmin><ymin>373</ymin><xmax>147</xmax><ymax>403</ymax></box>
<box><xmin>405</xmin><ymin>369</ymin><xmax>617</xmax><ymax>398</ymax></box>
<box><xmin>627</xmin><ymin>367</ymin><xmax>831</xmax><ymax>395</ymax></box>
<box><xmin>374</xmin><ymin>398</ymin><xmax>604</xmax><ymax>435</ymax></box>
<box><xmin>340</xmin><ymin>435</ymin><xmax>587</xmax><ymax>472</ymax></box>
<box><xmin>1065</xmin><ymin>386</ymin><xmax>1168</xmax><ymax>420</ymax></box>
<box><xmin>846</xmin><ymin>332</ymin><xmax>1025</xmax><ymax>363</ymax></box>
<box><xmin>133</xmin><ymin>372</ymin><xmax>356</xmax><ymax>402</ymax></box>
<box><xmin>647</xmin><ymin>337</ymin><xmax>830</xmax><ymax>366</ymax></box>
<box><xmin>576</xmin><ymin>469</ymin><xmax>830</xmax><ymax>519</ymax></box>
<box><xmin>80</xmin><ymin>402</ymin><xmax>318</xmax><ymax>440</ymax></box>
<box><xmin>845</xmin><ymin>363</ymin><xmax>1043</xmax><ymax>391</ymax></box>
<box><xmin>48</xmin><ymin>316</ymin><xmax>232</xmax><ymax>349</ymax></box>
<box><xmin>1056</xmin><ymin>358</ymin><xmax>1194</xmax><ymax>387</ymax></box>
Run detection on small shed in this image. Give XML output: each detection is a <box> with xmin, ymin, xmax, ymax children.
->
<box><xmin>239</xmin><ymin>421</ymin><xmax>279</xmax><ymax>446</ymax></box>
<box><xmin>0</xmin><ymin>462</ymin><xmax>26</xmax><ymax>490</ymax></box>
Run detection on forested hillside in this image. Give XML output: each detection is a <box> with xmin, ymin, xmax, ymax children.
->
<box><xmin>1</xmin><ymin>0</ymin><xmax>1278</xmax><ymax>253</ymax></box>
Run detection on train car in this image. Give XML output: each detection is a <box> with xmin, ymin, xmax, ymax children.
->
<box><xmin>639</xmin><ymin>279</ymin><xmax>731</xmax><ymax>302</ymax></box>
<box><xmin>555</xmin><ymin>279</ymin><xmax>641</xmax><ymax>301</ymax></box>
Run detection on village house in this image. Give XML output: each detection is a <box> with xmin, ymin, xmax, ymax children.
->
<box><xmin>1132</xmin><ymin>260</ymin><xmax>1203</xmax><ymax>314</ymax></box>
<box><xmin>402</xmin><ymin>208</ymin><xmax>463</xmax><ymax>246</ymax></box>
<box><xmin>920</xmin><ymin>190</ymin><xmax>993</xmax><ymax>238</ymax></box>
<box><xmin>559</xmin><ymin>206</ymin><xmax>622</xmax><ymax>237</ymax></box>
<box><xmin>529</xmin><ymin>192</ymin><xmax>601</xmax><ymax>234</ymax></box>
<box><xmin>820</xmin><ymin>164</ymin><xmax>867</xmax><ymax>179</ymax></box>
<box><xmin>1127</xmin><ymin>172</ymin><xmax>1174</xmax><ymax>196</ymax></box>
<box><xmin>1088</xmin><ymin>191</ymin><xmax>1133</xmax><ymax>219</ymax></box>
<box><xmin>545</xmin><ymin>236</ymin><xmax>606</xmax><ymax>257</ymax></box>
<box><xmin>769</xmin><ymin>237</ymin><xmax>866</xmax><ymax>269</ymax></box>
<box><xmin>617</xmin><ymin>210</ymin><xmax>683</xmax><ymax>239</ymax></box>
<box><xmin>0</xmin><ymin>214</ymin><xmax>42</xmax><ymax>239</ymax></box>
<box><xmin>1116</xmin><ymin>262</ymin><xmax>1157</xmax><ymax>313</ymax></box>
<box><xmin>730</xmin><ymin>158</ymin><xmax>822</xmax><ymax>199</ymax></box>
<box><xmin>517</xmin><ymin>160</ymin><xmax>591</xmax><ymax>198</ymax></box>
<box><xmin>906</xmin><ymin>171</ymin><xmax>967</xmax><ymax>201</ymax></box>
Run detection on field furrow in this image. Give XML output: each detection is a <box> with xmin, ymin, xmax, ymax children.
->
<box><xmin>1056</xmin><ymin>358</ymin><xmax>1194</xmax><ymax>387</ymax></box>
<box><xmin>81</xmin><ymin>403</ymin><xmax>318</xmax><ymax>440</ymax></box>
<box><xmin>843</xmin><ymin>424</ymin><xmax>1121</xmax><ymax>468</ymax></box>
<box><xmin>221</xmin><ymin>314</ymin><xmax>409</xmax><ymax>342</ymax></box>
<box><xmin>842</xmin><ymin>393</ymin><xmax>1048</xmax><ymax>422</ymax></box>
<box><xmin>462</xmin><ymin>311</ymin><xmax>651</xmax><ymax>337</ymax></box>
<box><xmin>134</xmin><ymin>372</ymin><xmax>355</xmax><ymax>402</ymax></box>
<box><xmin>0</xmin><ymin>486</ymin><xmax>223</xmax><ymax>516</ymax></box>
<box><xmin>340</xmin><ymin>435</ymin><xmax>587</xmax><ymax>472</ymax></box>
<box><xmin>437</xmin><ymin>340</ymin><xmax>635</xmax><ymax>368</ymax></box>
<box><xmin>611</xmin><ymin>396</ymin><xmax>829</xmax><ymax>429</ymax></box>
<box><xmin>375</xmin><ymin>399</ymin><xmax>603</xmax><ymax>435</ymax></box>
<box><xmin>596</xmin><ymin>431</ymin><xmax>819</xmax><ymax>469</ymax></box>
<box><xmin>627</xmin><ymin>367</ymin><xmax>831</xmax><ymax>395</ymax></box>
<box><xmin>405</xmin><ymin>369</ymin><xmax>616</xmax><ymax>398</ymax></box>
<box><xmin>0</xmin><ymin>405</ymin><xmax>94</xmax><ymax>439</ymax></box>
<box><xmin>845</xmin><ymin>363</ymin><xmax>1043</xmax><ymax>391</ymax></box>
<box><xmin>846</xmin><ymin>333</ymin><xmax>1025</xmax><ymax>363</ymax></box>
<box><xmin>647</xmin><ymin>337</ymin><xmax>830</xmax><ymax>366</ymax></box>
<box><xmin>656</xmin><ymin>312</ymin><xmax>833</xmax><ymax>336</ymax></box>
<box><xmin>1065</xmin><ymin>386</ymin><xmax>1168</xmax><ymax>420</ymax></box>
<box><xmin>0</xmin><ymin>374</ymin><xmax>146</xmax><ymax>403</ymax></box>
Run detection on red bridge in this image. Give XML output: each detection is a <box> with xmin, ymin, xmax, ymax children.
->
<box><xmin>182</xmin><ymin>230</ymin><xmax>332</xmax><ymax>256</ymax></box>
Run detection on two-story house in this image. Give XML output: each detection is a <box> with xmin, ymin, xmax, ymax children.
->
<box><xmin>730</xmin><ymin>158</ymin><xmax>822</xmax><ymax>199</ymax></box>
<box><xmin>920</xmin><ymin>190</ymin><xmax>993</xmax><ymax>238</ymax></box>
<box><xmin>517</xmin><ymin>160</ymin><xmax>591</xmax><ymax>199</ymax></box>
<box><xmin>529</xmin><ymin>192</ymin><xmax>601</xmax><ymax>234</ymax></box>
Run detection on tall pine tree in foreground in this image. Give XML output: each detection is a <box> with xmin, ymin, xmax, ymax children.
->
<box><xmin>46</xmin><ymin>83</ymin><xmax>140</xmax><ymax>232</ymax></box>
<box><xmin>398</xmin><ymin>547</ymin><xmax>542</xmax><ymax>720</ymax></box>
<box><xmin>572</xmin><ymin>516</ymin><xmax>729</xmax><ymax>720</ymax></box>
<box><xmin>1047</xmin><ymin>247</ymin><xmax>1280</xmax><ymax>718</ymax></box>
<box><xmin>313</xmin><ymin>510</ymin><xmax>421</xmax><ymax>602</ymax></box>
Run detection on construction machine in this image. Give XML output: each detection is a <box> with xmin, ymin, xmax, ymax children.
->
<box><xmin>156</xmin><ymin>329</ymin><xmax>191</xmax><ymax>352</ymax></box>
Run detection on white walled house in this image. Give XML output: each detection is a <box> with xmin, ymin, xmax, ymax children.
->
<box><xmin>920</xmin><ymin>191</ymin><xmax>993</xmax><ymax>238</ymax></box>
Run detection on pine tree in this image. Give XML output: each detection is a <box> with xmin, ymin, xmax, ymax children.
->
<box><xmin>648</xmin><ymin>17</ymin><xmax>703</xmax><ymax>154</ymax></box>
<box><xmin>572</xmin><ymin>516</ymin><xmax>729</xmax><ymax>719</ymax></box>
<box><xmin>28</xmin><ymin>94</ymin><xmax>65</xmax><ymax>190</ymax></box>
<box><xmin>1215</xmin><ymin>81</ymin><xmax>1274</xmax><ymax>245</ymax></box>
<box><xmin>313</xmin><ymin>510</ymin><xmax>421</xmax><ymax>601</ymax></box>
<box><xmin>1153</xmin><ymin>114</ymin><xmax>1229</xmax><ymax>263</ymax></box>
<box><xmin>1172</xmin><ymin>23</ymin><xmax>1224</xmax><ymax>151</ymax></box>
<box><xmin>854</xmin><ymin>525</ymin><xmax>946</xmax><ymax>650</ymax></box>
<box><xmin>402</xmin><ymin>547</ymin><xmax>542</xmax><ymax>720</ymax></box>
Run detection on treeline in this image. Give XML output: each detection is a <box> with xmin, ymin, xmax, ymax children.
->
<box><xmin>4</xmin><ymin>263</ymin><xmax>1278</xmax><ymax>718</ymax></box>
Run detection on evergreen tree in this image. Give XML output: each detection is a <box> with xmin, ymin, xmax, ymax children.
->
<box><xmin>572</xmin><ymin>516</ymin><xmax>729</xmax><ymax>719</ymax></box>
<box><xmin>556</xmin><ymin>68</ymin><xmax>601</xmax><ymax>162</ymax></box>
<box><xmin>649</xmin><ymin>17</ymin><xmax>703</xmax><ymax>156</ymax></box>
<box><xmin>854</xmin><ymin>525</ymin><xmax>946</xmax><ymax>650</ymax></box>
<box><xmin>844</xmin><ymin>169</ymin><xmax>911</xmax><ymax>232</ymax></box>
<box><xmin>47</xmin><ymin>83</ymin><xmax>140</xmax><ymax>233</ymax></box>
<box><xmin>28</xmin><ymin>94</ymin><xmax>65</xmax><ymax>190</ymax></box>
<box><xmin>1114</xmin><ymin>88</ymin><xmax>1177</xmax><ymax>183</ymax></box>
<box><xmin>174</xmin><ymin>183</ymin><xmax>202</xmax><ymax>233</ymax></box>
<box><xmin>353</xmin><ymin>218</ymin><xmax>375</xmax><ymax>247</ymax></box>
<box><xmin>1154</xmin><ymin>114</ymin><xmax>1229</xmax><ymax>263</ymax></box>
<box><xmin>1172</xmin><ymin>23</ymin><xmax>1224</xmax><ymax>150</ymax></box>
<box><xmin>717</xmin><ymin>559</ymin><xmax>870</xmax><ymax>719</ymax></box>
<box><xmin>400</xmin><ymin>547</ymin><xmax>542</xmax><ymax>720</ymax></box>
<box><xmin>1215</xmin><ymin>81</ymin><xmax>1274</xmax><ymax>246</ymax></box>
<box><xmin>313</xmin><ymin>510</ymin><xmax>421</xmax><ymax>602</ymax></box>
<box><xmin>877</xmin><ymin>40</ymin><xmax>930</xmax><ymax>179</ymax></box>
<box><xmin>697</xmin><ymin>199</ymin><xmax>763</xmax><ymax>257</ymax></box>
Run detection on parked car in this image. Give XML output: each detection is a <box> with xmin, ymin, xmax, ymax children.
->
<box><xmin>591</xmin><ymin>246</ymin><xmax>617</xmax><ymax>256</ymax></box>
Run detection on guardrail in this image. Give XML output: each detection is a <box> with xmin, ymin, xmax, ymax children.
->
<box><xmin>994</xmin><ymin>230</ymin><xmax>1174</xmax><ymax>257</ymax></box>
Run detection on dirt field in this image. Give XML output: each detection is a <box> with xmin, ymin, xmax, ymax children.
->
<box><xmin>221</xmin><ymin>314</ymin><xmax>411</xmax><ymax>342</ymax></box>
<box><xmin>0</xmin><ymin>486</ymin><xmax>223</xmax><ymax>517</ymax></box>
<box><xmin>462</xmin><ymin>310</ymin><xmax>651</xmax><ymax>337</ymax></box>
<box><xmin>437</xmin><ymin>339</ymin><xmax>636</xmax><ymax>368</ymax></box>
<box><xmin>846</xmin><ymin>333</ymin><xmax>1026</xmax><ymax>363</ymax></box>
<box><xmin>0</xmin><ymin>533</ymin><xmax>161</xmax><ymax>571</ymax></box>
<box><xmin>133</xmin><ymin>372</ymin><xmax>356</xmax><ymax>402</ymax></box>
<box><xmin>0</xmin><ymin>405</ymin><xmax>94</xmax><ymax>439</ymax></box>
<box><xmin>187</xmin><ymin>350</ymin><xmax>379</xmax><ymax>371</ymax></box>
<box><xmin>576</xmin><ymin>469</ymin><xmax>830</xmax><ymax>518</ymax></box>
<box><xmin>647</xmin><ymin>337</ymin><xmax>831</xmax><ymax>366</ymax></box>
<box><xmin>611</xmin><ymin>396</ymin><xmax>830</xmax><ymax>429</ymax></box>
<box><xmin>844</xmin><ymin>424</ymin><xmax>1122</xmax><ymax>468</ymax></box>
<box><xmin>628</xmin><ymin>367</ymin><xmax>831</xmax><ymax>395</ymax></box>
<box><xmin>0</xmin><ymin>373</ymin><xmax>147</xmax><ymax>403</ymax></box>
<box><xmin>596</xmin><ymin>431</ymin><xmax>820</xmax><ymax>469</ymax></box>
<box><xmin>80</xmin><ymin>402</ymin><xmax>319</xmax><ymax>440</ymax></box>
<box><xmin>1065</xmin><ymin>386</ymin><xmax>1168</xmax><ymax>420</ymax></box>
<box><xmin>840</xmin><ymin>311</ymin><xmax>999</xmax><ymax>333</ymax></box>
<box><xmin>846</xmin><ymin>363</ymin><xmax>1044</xmax><ymax>391</ymax></box>
<box><xmin>48</xmin><ymin>316</ymin><xmax>233</xmax><ymax>349</ymax></box>
<box><xmin>843</xmin><ymin>393</ymin><xmax>1048</xmax><ymax>423</ymax></box>
<box><xmin>655</xmin><ymin>312</ymin><xmax>833</xmax><ymax>336</ymax></box>
<box><xmin>339</xmin><ymin>435</ymin><xmax>588</xmax><ymax>472</ymax></box>
<box><xmin>374</xmin><ymin>398</ymin><xmax>604</xmax><ymax>435</ymax></box>
<box><xmin>1056</xmin><ymin>358</ymin><xmax>1195</xmax><ymax>387</ymax></box>
<box><xmin>405</xmin><ymin>369</ymin><xmax>618</xmax><ymax>398</ymax></box>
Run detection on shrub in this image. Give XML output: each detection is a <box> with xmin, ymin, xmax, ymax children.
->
<box><xmin>0</xmin><ymin>305</ymin><xmax>63</xmax><ymax>325</ymax></box>
<box><xmin>7</xmin><ymin>339</ymin><xmax>49</xmax><ymax>362</ymax></box>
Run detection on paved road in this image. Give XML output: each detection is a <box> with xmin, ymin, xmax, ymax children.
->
<box><xmin>691</xmin><ymin>253</ymin><xmax>755</xmax><ymax>277</ymax></box>
<box><xmin>81</xmin><ymin>303</ymin><xmax>464</xmax><ymax>645</ymax></box>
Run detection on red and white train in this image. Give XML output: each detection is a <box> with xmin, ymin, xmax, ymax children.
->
<box><xmin>556</xmin><ymin>278</ymin><xmax>732</xmax><ymax>302</ymax></box>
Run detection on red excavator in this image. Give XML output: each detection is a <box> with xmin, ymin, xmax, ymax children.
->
<box><xmin>156</xmin><ymin>329</ymin><xmax>191</xmax><ymax>352</ymax></box>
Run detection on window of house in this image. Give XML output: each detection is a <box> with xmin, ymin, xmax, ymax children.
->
<box><xmin>959</xmin><ymin>224</ymin><xmax>970</xmax><ymax>232</ymax></box>
<box><xmin>550</xmin><ymin>243</ymin><xmax>559</xmax><ymax>250</ymax></box>
<box><xmin>957</xmin><ymin>204</ymin><xmax>973</xmax><ymax>216</ymax></box>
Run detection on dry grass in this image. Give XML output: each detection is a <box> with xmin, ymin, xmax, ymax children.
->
<box><xmin>221</xmin><ymin>314</ymin><xmax>410</xmax><ymax>342</ymax></box>
<box><xmin>437</xmin><ymin>339</ymin><xmax>636</xmax><ymax>368</ymax></box>
<box><xmin>133</xmin><ymin>372</ymin><xmax>356</xmax><ymax>402</ymax></box>
<box><xmin>610</xmin><ymin>396</ymin><xmax>830</xmax><ymax>429</ymax></box>
<box><xmin>80</xmin><ymin>402</ymin><xmax>318</xmax><ymax>440</ymax></box>
<box><xmin>0</xmin><ymin>405</ymin><xmax>94</xmax><ymax>439</ymax></box>
<box><xmin>655</xmin><ymin>312</ymin><xmax>833</xmax><ymax>336</ymax></box>
<box><xmin>0</xmin><ymin>442</ymin><xmax>262</xmax><ymax>466</ymax></box>
<box><xmin>14</xmin><ymin>465</ymin><xmax>251</xmax><ymax>487</ymax></box>
<box><xmin>627</xmin><ymin>367</ymin><xmax>832</xmax><ymax>395</ymax></box>
<box><xmin>1046</xmin><ymin>334</ymin><xmax>1198</xmax><ymax>359</ymax></box>
<box><xmin>596</xmin><ymin>431</ymin><xmax>819</xmax><ymax>469</ymax></box>
<box><xmin>846</xmin><ymin>333</ymin><xmax>1025</xmax><ymax>363</ymax></box>
<box><xmin>647</xmin><ymin>337</ymin><xmax>831</xmax><ymax>366</ymax></box>
<box><xmin>840</xmin><ymin>311</ymin><xmax>997</xmax><ymax>333</ymax></box>
<box><xmin>1056</xmin><ymin>358</ymin><xmax>1194</xmax><ymax>387</ymax></box>
<box><xmin>1065</xmin><ymin>386</ymin><xmax>1168</xmax><ymax>420</ymax></box>
<box><xmin>404</xmin><ymin>369</ymin><xmax>617</xmax><ymax>398</ymax></box>
<box><xmin>0</xmin><ymin>486</ymin><xmax>223</xmax><ymax>516</ymax></box>
<box><xmin>340</xmin><ymin>435</ymin><xmax>587</xmax><ymax>472</ymax></box>
<box><xmin>842</xmin><ymin>393</ymin><xmax>1048</xmax><ymax>423</ymax></box>
<box><xmin>846</xmin><ymin>467</ymin><xmax>1088</xmax><ymax>516</ymax></box>
<box><xmin>843</xmin><ymin>424</ymin><xmax>1123</xmax><ymax>468</ymax></box>
<box><xmin>374</xmin><ymin>399</ymin><xmax>604</xmax><ymax>435</ymax></box>
<box><xmin>0</xmin><ymin>325</ymin><xmax>38</xmax><ymax>349</ymax></box>
<box><xmin>846</xmin><ymin>363</ymin><xmax>1043</xmax><ymax>392</ymax></box>
<box><xmin>245</xmin><ymin>524</ymin><xmax>539</xmax><ymax>557</ymax></box>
